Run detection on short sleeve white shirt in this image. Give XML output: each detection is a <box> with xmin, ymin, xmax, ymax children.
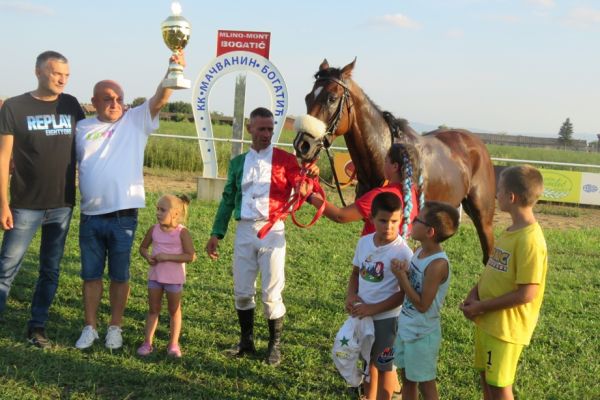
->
<box><xmin>76</xmin><ymin>101</ymin><xmax>158</xmax><ymax>215</ymax></box>
<box><xmin>352</xmin><ymin>234</ymin><xmax>413</xmax><ymax>320</ymax></box>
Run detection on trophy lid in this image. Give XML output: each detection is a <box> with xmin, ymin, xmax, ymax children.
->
<box><xmin>161</xmin><ymin>15</ymin><xmax>191</xmax><ymax>30</ymax></box>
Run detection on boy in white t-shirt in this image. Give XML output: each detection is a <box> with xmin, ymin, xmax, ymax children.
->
<box><xmin>347</xmin><ymin>192</ymin><xmax>413</xmax><ymax>400</ymax></box>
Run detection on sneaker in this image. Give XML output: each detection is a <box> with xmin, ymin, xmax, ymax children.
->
<box><xmin>105</xmin><ymin>325</ymin><xmax>123</xmax><ymax>349</ymax></box>
<box><xmin>27</xmin><ymin>327</ymin><xmax>51</xmax><ymax>349</ymax></box>
<box><xmin>167</xmin><ymin>344</ymin><xmax>182</xmax><ymax>358</ymax></box>
<box><xmin>75</xmin><ymin>325</ymin><xmax>99</xmax><ymax>349</ymax></box>
<box><xmin>137</xmin><ymin>342</ymin><xmax>154</xmax><ymax>356</ymax></box>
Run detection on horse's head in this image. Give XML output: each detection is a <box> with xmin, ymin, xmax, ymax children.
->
<box><xmin>293</xmin><ymin>59</ymin><xmax>356</xmax><ymax>163</ymax></box>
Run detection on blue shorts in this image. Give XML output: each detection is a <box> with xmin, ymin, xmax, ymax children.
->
<box><xmin>148</xmin><ymin>279</ymin><xmax>183</xmax><ymax>293</ymax></box>
<box><xmin>79</xmin><ymin>212</ymin><xmax>138</xmax><ymax>282</ymax></box>
<box><xmin>394</xmin><ymin>326</ymin><xmax>442</xmax><ymax>382</ymax></box>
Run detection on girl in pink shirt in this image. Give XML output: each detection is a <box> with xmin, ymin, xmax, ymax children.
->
<box><xmin>137</xmin><ymin>194</ymin><xmax>196</xmax><ymax>358</ymax></box>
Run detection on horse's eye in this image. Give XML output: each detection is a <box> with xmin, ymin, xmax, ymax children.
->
<box><xmin>327</xmin><ymin>94</ymin><xmax>337</xmax><ymax>104</ymax></box>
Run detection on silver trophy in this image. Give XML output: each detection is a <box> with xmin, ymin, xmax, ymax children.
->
<box><xmin>161</xmin><ymin>2</ymin><xmax>191</xmax><ymax>89</ymax></box>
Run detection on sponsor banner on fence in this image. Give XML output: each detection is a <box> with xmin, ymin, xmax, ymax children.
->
<box><xmin>539</xmin><ymin>169</ymin><xmax>582</xmax><ymax>204</ymax></box>
<box><xmin>490</xmin><ymin>166</ymin><xmax>600</xmax><ymax>206</ymax></box>
<box><xmin>579</xmin><ymin>172</ymin><xmax>600</xmax><ymax>206</ymax></box>
<box><xmin>537</xmin><ymin>169</ymin><xmax>600</xmax><ymax>206</ymax></box>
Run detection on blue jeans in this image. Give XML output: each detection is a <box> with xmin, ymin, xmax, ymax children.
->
<box><xmin>79</xmin><ymin>213</ymin><xmax>138</xmax><ymax>282</ymax></box>
<box><xmin>0</xmin><ymin>207</ymin><xmax>73</xmax><ymax>328</ymax></box>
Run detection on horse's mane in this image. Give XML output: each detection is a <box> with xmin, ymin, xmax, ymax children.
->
<box><xmin>383</xmin><ymin>112</ymin><xmax>410</xmax><ymax>140</ymax></box>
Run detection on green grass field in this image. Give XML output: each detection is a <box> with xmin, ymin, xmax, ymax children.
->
<box><xmin>0</xmin><ymin>191</ymin><xmax>599</xmax><ymax>399</ymax></box>
<box><xmin>1</xmin><ymin>121</ymin><xmax>599</xmax><ymax>398</ymax></box>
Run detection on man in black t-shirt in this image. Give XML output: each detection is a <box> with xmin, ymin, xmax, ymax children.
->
<box><xmin>0</xmin><ymin>51</ymin><xmax>84</xmax><ymax>348</ymax></box>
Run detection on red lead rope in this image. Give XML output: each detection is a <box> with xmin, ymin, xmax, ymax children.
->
<box><xmin>257</xmin><ymin>162</ymin><xmax>327</xmax><ymax>239</ymax></box>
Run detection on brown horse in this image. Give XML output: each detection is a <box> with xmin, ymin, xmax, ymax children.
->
<box><xmin>293</xmin><ymin>59</ymin><xmax>496</xmax><ymax>264</ymax></box>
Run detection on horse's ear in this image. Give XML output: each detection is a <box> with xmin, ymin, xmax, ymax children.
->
<box><xmin>319</xmin><ymin>59</ymin><xmax>329</xmax><ymax>71</ymax></box>
<box><xmin>341</xmin><ymin>57</ymin><xmax>357</xmax><ymax>79</ymax></box>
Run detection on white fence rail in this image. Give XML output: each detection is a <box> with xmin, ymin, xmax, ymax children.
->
<box><xmin>150</xmin><ymin>133</ymin><xmax>600</xmax><ymax>169</ymax></box>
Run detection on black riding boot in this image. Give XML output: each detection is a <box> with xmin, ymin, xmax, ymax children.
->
<box><xmin>266</xmin><ymin>316</ymin><xmax>284</xmax><ymax>366</ymax></box>
<box><xmin>227</xmin><ymin>308</ymin><xmax>256</xmax><ymax>357</ymax></box>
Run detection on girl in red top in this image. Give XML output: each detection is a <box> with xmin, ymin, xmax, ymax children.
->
<box><xmin>304</xmin><ymin>142</ymin><xmax>423</xmax><ymax>238</ymax></box>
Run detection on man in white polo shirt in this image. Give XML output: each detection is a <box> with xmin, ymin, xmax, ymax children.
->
<box><xmin>74</xmin><ymin>53</ymin><xmax>184</xmax><ymax>351</ymax></box>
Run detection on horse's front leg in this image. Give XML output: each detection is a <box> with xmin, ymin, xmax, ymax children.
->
<box><xmin>462</xmin><ymin>178</ymin><xmax>495</xmax><ymax>265</ymax></box>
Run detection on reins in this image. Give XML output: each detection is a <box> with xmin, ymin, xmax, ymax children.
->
<box><xmin>257</xmin><ymin>161</ymin><xmax>327</xmax><ymax>239</ymax></box>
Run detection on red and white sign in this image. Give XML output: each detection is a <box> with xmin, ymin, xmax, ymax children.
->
<box><xmin>217</xmin><ymin>30</ymin><xmax>271</xmax><ymax>59</ymax></box>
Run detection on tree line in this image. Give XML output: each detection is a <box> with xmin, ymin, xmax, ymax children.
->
<box><xmin>130</xmin><ymin>98</ymin><xmax>588</xmax><ymax>148</ymax></box>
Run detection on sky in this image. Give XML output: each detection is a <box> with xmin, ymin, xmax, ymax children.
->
<box><xmin>1</xmin><ymin>0</ymin><xmax>599</xmax><ymax>141</ymax></box>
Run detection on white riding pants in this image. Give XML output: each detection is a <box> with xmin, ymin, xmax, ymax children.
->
<box><xmin>233</xmin><ymin>220</ymin><xmax>286</xmax><ymax>319</ymax></box>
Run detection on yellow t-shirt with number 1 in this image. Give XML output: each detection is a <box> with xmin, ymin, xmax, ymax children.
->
<box><xmin>476</xmin><ymin>222</ymin><xmax>548</xmax><ymax>345</ymax></box>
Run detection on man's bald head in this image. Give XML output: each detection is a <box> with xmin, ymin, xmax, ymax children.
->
<box><xmin>92</xmin><ymin>80</ymin><xmax>125</xmax><ymax>123</ymax></box>
<box><xmin>93</xmin><ymin>80</ymin><xmax>124</xmax><ymax>98</ymax></box>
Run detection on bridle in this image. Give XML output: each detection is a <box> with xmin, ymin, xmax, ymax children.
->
<box><xmin>315</xmin><ymin>76</ymin><xmax>353</xmax><ymax>147</ymax></box>
<box><xmin>293</xmin><ymin>76</ymin><xmax>354</xmax><ymax>205</ymax></box>
<box><xmin>293</xmin><ymin>76</ymin><xmax>353</xmax><ymax>161</ymax></box>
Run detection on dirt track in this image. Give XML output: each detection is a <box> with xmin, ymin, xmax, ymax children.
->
<box><xmin>144</xmin><ymin>171</ymin><xmax>198</xmax><ymax>194</ymax></box>
<box><xmin>490</xmin><ymin>205</ymin><xmax>599</xmax><ymax>230</ymax></box>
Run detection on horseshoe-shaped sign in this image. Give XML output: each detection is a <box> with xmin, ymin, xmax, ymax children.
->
<box><xmin>192</xmin><ymin>51</ymin><xmax>288</xmax><ymax>178</ymax></box>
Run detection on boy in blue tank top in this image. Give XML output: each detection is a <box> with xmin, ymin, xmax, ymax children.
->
<box><xmin>391</xmin><ymin>201</ymin><xmax>460</xmax><ymax>400</ymax></box>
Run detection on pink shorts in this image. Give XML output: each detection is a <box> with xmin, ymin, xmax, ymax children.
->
<box><xmin>148</xmin><ymin>279</ymin><xmax>183</xmax><ymax>293</ymax></box>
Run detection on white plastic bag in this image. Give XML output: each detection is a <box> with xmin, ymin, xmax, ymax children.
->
<box><xmin>331</xmin><ymin>316</ymin><xmax>375</xmax><ymax>387</ymax></box>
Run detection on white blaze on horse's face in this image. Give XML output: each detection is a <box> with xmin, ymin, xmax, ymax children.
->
<box><xmin>312</xmin><ymin>86</ymin><xmax>323</xmax><ymax>99</ymax></box>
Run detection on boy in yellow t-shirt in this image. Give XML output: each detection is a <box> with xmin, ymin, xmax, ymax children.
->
<box><xmin>460</xmin><ymin>165</ymin><xmax>548</xmax><ymax>400</ymax></box>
